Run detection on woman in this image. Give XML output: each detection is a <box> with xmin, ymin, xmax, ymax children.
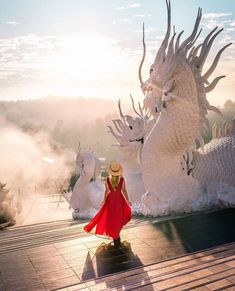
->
<box><xmin>83</xmin><ymin>162</ymin><xmax>132</xmax><ymax>246</ymax></box>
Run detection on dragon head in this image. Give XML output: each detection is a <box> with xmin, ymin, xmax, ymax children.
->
<box><xmin>138</xmin><ymin>0</ymin><xmax>231</xmax><ymax>124</ymax></box>
<box><xmin>108</xmin><ymin>96</ymin><xmax>150</xmax><ymax>150</ymax></box>
<box><xmin>75</xmin><ymin>143</ymin><xmax>101</xmax><ymax>181</ymax></box>
<box><xmin>139</xmin><ymin>1</ymin><xmax>177</xmax><ymax>116</ymax></box>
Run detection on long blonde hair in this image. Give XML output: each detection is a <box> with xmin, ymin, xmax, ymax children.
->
<box><xmin>110</xmin><ymin>175</ymin><xmax>121</xmax><ymax>188</ymax></box>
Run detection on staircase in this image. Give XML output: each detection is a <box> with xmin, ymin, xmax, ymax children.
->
<box><xmin>63</xmin><ymin>242</ymin><xmax>235</xmax><ymax>290</ymax></box>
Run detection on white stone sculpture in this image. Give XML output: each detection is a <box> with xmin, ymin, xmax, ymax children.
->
<box><xmin>108</xmin><ymin>97</ymin><xmax>153</xmax><ymax>214</ymax></box>
<box><xmin>0</xmin><ymin>183</ymin><xmax>17</xmax><ymax>228</ymax></box>
<box><xmin>186</xmin><ymin>119</ymin><xmax>235</xmax><ymax>208</ymax></box>
<box><xmin>138</xmin><ymin>0</ymin><xmax>232</xmax><ymax>216</ymax></box>
<box><xmin>64</xmin><ymin>145</ymin><xmax>104</xmax><ymax>219</ymax></box>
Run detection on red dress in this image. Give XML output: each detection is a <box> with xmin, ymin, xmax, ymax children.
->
<box><xmin>83</xmin><ymin>177</ymin><xmax>131</xmax><ymax>239</ymax></box>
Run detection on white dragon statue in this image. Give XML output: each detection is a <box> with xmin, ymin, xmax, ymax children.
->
<box><xmin>0</xmin><ymin>182</ymin><xmax>17</xmax><ymax>228</ymax></box>
<box><xmin>108</xmin><ymin>97</ymin><xmax>154</xmax><ymax>214</ymax></box>
<box><xmin>137</xmin><ymin>0</ymin><xmax>233</xmax><ymax>216</ymax></box>
<box><xmin>64</xmin><ymin>145</ymin><xmax>104</xmax><ymax>219</ymax></box>
<box><xmin>187</xmin><ymin>119</ymin><xmax>235</xmax><ymax>208</ymax></box>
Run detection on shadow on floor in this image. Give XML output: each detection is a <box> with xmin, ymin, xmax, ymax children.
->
<box><xmin>81</xmin><ymin>241</ymin><xmax>154</xmax><ymax>290</ymax></box>
<box><xmin>152</xmin><ymin>208</ymin><xmax>235</xmax><ymax>254</ymax></box>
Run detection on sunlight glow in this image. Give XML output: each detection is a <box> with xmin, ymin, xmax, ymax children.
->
<box><xmin>35</xmin><ymin>32</ymin><xmax>141</xmax><ymax>100</ymax></box>
<box><xmin>42</xmin><ymin>33</ymin><xmax>124</xmax><ymax>79</ymax></box>
<box><xmin>42</xmin><ymin>156</ymin><xmax>54</xmax><ymax>164</ymax></box>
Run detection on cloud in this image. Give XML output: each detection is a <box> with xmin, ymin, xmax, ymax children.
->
<box><xmin>226</xmin><ymin>28</ymin><xmax>235</xmax><ymax>32</ymax></box>
<box><xmin>218</xmin><ymin>33</ymin><xmax>233</xmax><ymax>45</ymax></box>
<box><xmin>0</xmin><ymin>22</ymin><xmax>233</xmax><ymax>105</ymax></box>
<box><xmin>202</xmin><ymin>20</ymin><xmax>224</xmax><ymax>30</ymax></box>
<box><xmin>202</xmin><ymin>13</ymin><xmax>232</xmax><ymax>19</ymax></box>
<box><xmin>134</xmin><ymin>14</ymin><xmax>145</xmax><ymax>18</ymax></box>
<box><xmin>0</xmin><ymin>34</ymin><xmax>66</xmax><ymax>87</ymax></box>
<box><xmin>0</xmin><ymin>33</ymin><xmax>143</xmax><ymax>100</ymax></box>
<box><xmin>115</xmin><ymin>3</ymin><xmax>140</xmax><ymax>10</ymax></box>
<box><xmin>201</xmin><ymin>13</ymin><xmax>235</xmax><ymax>31</ymax></box>
<box><xmin>5</xmin><ymin>21</ymin><xmax>19</xmax><ymax>26</ymax></box>
<box><xmin>136</xmin><ymin>27</ymin><xmax>159</xmax><ymax>34</ymax></box>
<box><xmin>230</xmin><ymin>21</ymin><xmax>235</xmax><ymax>27</ymax></box>
<box><xmin>128</xmin><ymin>3</ymin><xmax>140</xmax><ymax>8</ymax></box>
<box><xmin>119</xmin><ymin>18</ymin><xmax>130</xmax><ymax>23</ymax></box>
<box><xmin>115</xmin><ymin>6</ymin><xmax>125</xmax><ymax>10</ymax></box>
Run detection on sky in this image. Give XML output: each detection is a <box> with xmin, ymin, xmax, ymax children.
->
<box><xmin>0</xmin><ymin>0</ymin><xmax>234</xmax><ymax>106</ymax></box>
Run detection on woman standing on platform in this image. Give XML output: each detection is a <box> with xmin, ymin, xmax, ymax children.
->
<box><xmin>84</xmin><ymin>162</ymin><xmax>132</xmax><ymax>246</ymax></box>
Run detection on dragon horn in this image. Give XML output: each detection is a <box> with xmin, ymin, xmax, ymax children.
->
<box><xmin>130</xmin><ymin>94</ymin><xmax>143</xmax><ymax>118</ymax></box>
<box><xmin>154</xmin><ymin>0</ymin><xmax>171</xmax><ymax>65</ymax></box>
<box><xmin>139</xmin><ymin>23</ymin><xmax>146</xmax><ymax>91</ymax></box>
<box><xmin>205</xmin><ymin>76</ymin><xmax>225</xmax><ymax>93</ymax></box>
<box><xmin>138</xmin><ymin>102</ymin><xmax>144</xmax><ymax>117</ymax></box>
<box><xmin>116</xmin><ymin>119</ymin><xmax>125</xmax><ymax>130</ymax></box>
<box><xmin>203</xmin><ymin>43</ymin><xmax>232</xmax><ymax>80</ymax></box>
<box><xmin>107</xmin><ymin>125</ymin><xmax>122</xmax><ymax>141</ymax></box>
<box><xmin>112</xmin><ymin>120</ymin><xmax>123</xmax><ymax>134</ymax></box>
<box><xmin>195</xmin><ymin>27</ymin><xmax>223</xmax><ymax>70</ymax></box>
<box><xmin>118</xmin><ymin>99</ymin><xmax>127</xmax><ymax>125</ymax></box>
<box><xmin>175</xmin><ymin>30</ymin><xmax>184</xmax><ymax>51</ymax></box>
<box><xmin>185</xmin><ymin>28</ymin><xmax>203</xmax><ymax>57</ymax></box>
<box><xmin>201</xmin><ymin>28</ymin><xmax>224</xmax><ymax>69</ymax></box>
<box><xmin>179</xmin><ymin>7</ymin><xmax>202</xmax><ymax>53</ymax></box>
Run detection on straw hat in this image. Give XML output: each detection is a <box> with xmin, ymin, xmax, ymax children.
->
<box><xmin>108</xmin><ymin>162</ymin><xmax>123</xmax><ymax>176</ymax></box>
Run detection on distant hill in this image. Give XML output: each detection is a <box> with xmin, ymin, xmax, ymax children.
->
<box><xmin>0</xmin><ymin>96</ymin><xmax>128</xmax><ymax>166</ymax></box>
<box><xmin>0</xmin><ymin>96</ymin><xmax>234</xmax><ymax>155</ymax></box>
<box><xmin>0</xmin><ymin>96</ymin><xmax>118</xmax><ymax>129</ymax></box>
<box><xmin>0</xmin><ymin>96</ymin><xmax>123</xmax><ymax>194</ymax></box>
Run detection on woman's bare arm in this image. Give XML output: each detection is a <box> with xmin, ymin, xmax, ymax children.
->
<box><xmin>122</xmin><ymin>179</ymin><xmax>132</xmax><ymax>206</ymax></box>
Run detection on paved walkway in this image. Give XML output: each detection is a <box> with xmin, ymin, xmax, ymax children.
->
<box><xmin>0</xmin><ymin>209</ymin><xmax>234</xmax><ymax>290</ymax></box>
<box><xmin>64</xmin><ymin>242</ymin><xmax>235</xmax><ymax>291</ymax></box>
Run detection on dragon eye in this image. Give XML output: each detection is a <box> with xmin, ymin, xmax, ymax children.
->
<box><xmin>150</xmin><ymin>68</ymin><xmax>154</xmax><ymax>74</ymax></box>
<box><xmin>129</xmin><ymin>125</ymin><xmax>133</xmax><ymax>130</ymax></box>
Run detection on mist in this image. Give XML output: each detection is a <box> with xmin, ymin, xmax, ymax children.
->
<box><xmin>0</xmin><ymin>124</ymin><xmax>74</xmax><ymax>224</ymax></box>
<box><xmin>0</xmin><ymin>96</ymin><xmax>121</xmax><ymax>225</ymax></box>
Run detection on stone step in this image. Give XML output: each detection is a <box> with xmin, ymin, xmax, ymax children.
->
<box><xmin>0</xmin><ymin>217</ymin><xmax>150</xmax><ymax>254</ymax></box>
<box><xmin>61</xmin><ymin>242</ymin><xmax>235</xmax><ymax>291</ymax></box>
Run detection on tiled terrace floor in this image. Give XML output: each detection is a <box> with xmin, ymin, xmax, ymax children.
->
<box><xmin>0</xmin><ymin>209</ymin><xmax>235</xmax><ymax>290</ymax></box>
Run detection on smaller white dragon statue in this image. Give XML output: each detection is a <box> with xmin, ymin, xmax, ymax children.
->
<box><xmin>64</xmin><ymin>145</ymin><xmax>104</xmax><ymax>219</ymax></box>
<box><xmin>108</xmin><ymin>97</ymin><xmax>154</xmax><ymax>214</ymax></box>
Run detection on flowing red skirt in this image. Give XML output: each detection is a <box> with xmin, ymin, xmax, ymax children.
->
<box><xmin>83</xmin><ymin>177</ymin><xmax>131</xmax><ymax>239</ymax></box>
